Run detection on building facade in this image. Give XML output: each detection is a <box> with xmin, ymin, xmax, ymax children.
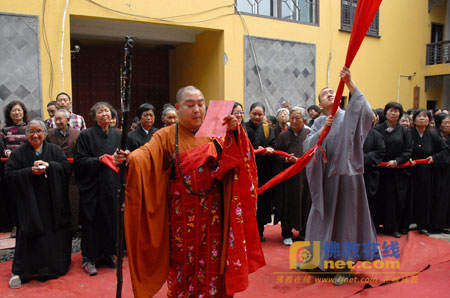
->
<box><xmin>0</xmin><ymin>0</ymin><xmax>449</xmax><ymax>125</ymax></box>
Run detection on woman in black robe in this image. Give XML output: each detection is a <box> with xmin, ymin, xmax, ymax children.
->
<box><xmin>5</xmin><ymin>120</ymin><xmax>72</xmax><ymax>289</ymax></box>
<box><xmin>243</xmin><ymin>102</ymin><xmax>275</xmax><ymax>241</ymax></box>
<box><xmin>274</xmin><ymin>108</ymin><xmax>289</xmax><ymax>139</ymax></box>
<box><xmin>275</xmin><ymin>107</ymin><xmax>311</xmax><ymax>245</ymax></box>
<box><xmin>74</xmin><ymin>102</ymin><xmax>127</xmax><ymax>276</ymax></box>
<box><xmin>363</xmin><ymin>110</ymin><xmax>386</xmax><ymax>224</ymax></box>
<box><xmin>409</xmin><ymin>110</ymin><xmax>449</xmax><ymax>235</ymax></box>
<box><xmin>127</xmin><ymin>103</ymin><xmax>158</xmax><ymax>151</ymax></box>
<box><xmin>374</xmin><ymin>102</ymin><xmax>413</xmax><ymax>238</ymax></box>
<box><xmin>431</xmin><ymin>114</ymin><xmax>450</xmax><ymax>233</ymax></box>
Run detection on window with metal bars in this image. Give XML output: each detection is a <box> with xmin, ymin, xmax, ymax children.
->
<box><xmin>235</xmin><ymin>0</ymin><xmax>319</xmax><ymax>25</ymax></box>
<box><xmin>341</xmin><ymin>0</ymin><xmax>379</xmax><ymax>36</ymax></box>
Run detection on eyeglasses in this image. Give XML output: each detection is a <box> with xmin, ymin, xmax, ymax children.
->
<box><xmin>27</xmin><ymin>130</ymin><xmax>44</xmax><ymax>136</ymax></box>
<box><xmin>233</xmin><ymin>112</ymin><xmax>244</xmax><ymax>115</ymax></box>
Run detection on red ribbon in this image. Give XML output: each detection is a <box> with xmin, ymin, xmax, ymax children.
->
<box><xmin>378</xmin><ymin>159</ymin><xmax>429</xmax><ymax>168</ymax></box>
<box><xmin>254</xmin><ymin>148</ymin><xmax>292</xmax><ymax>158</ymax></box>
<box><xmin>1</xmin><ymin>157</ymin><xmax>74</xmax><ymax>163</ymax></box>
<box><xmin>257</xmin><ymin>0</ymin><xmax>383</xmax><ymax>195</ymax></box>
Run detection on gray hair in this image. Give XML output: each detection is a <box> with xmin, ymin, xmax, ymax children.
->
<box><xmin>89</xmin><ymin>102</ymin><xmax>114</xmax><ymax>121</ymax></box>
<box><xmin>162</xmin><ymin>104</ymin><xmax>176</xmax><ymax>116</ymax></box>
<box><xmin>176</xmin><ymin>86</ymin><xmax>202</xmax><ymax>103</ymax></box>
<box><xmin>277</xmin><ymin>108</ymin><xmax>289</xmax><ymax>116</ymax></box>
<box><xmin>56</xmin><ymin>108</ymin><xmax>70</xmax><ymax>119</ymax></box>
<box><xmin>290</xmin><ymin>106</ymin><xmax>307</xmax><ymax>120</ymax></box>
<box><xmin>26</xmin><ymin>119</ymin><xmax>48</xmax><ymax>136</ymax></box>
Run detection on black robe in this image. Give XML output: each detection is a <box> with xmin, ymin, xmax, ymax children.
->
<box><xmin>5</xmin><ymin>141</ymin><xmax>72</xmax><ymax>279</ymax></box>
<box><xmin>363</xmin><ymin>128</ymin><xmax>386</xmax><ymax>220</ymax></box>
<box><xmin>74</xmin><ymin>124</ymin><xmax>121</xmax><ymax>259</ymax></box>
<box><xmin>127</xmin><ymin>125</ymin><xmax>158</xmax><ymax>151</ymax></box>
<box><xmin>0</xmin><ymin>137</ymin><xmax>8</xmax><ymax>231</ymax></box>
<box><xmin>409</xmin><ymin>128</ymin><xmax>449</xmax><ymax>229</ymax></box>
<box><xmin>431</xmin><ymin>134</ymin><xmax>450</xmax><ymax>230</ymax></box>
<box><xmin>274</xmin><ymin>125</ymin><xmax>288</xmax><ymax>139</ymax></box>
<box><xmin>243</xmin><ymin>121</ymin><xmax>276</xmax><ymax>234</ymax></box>
<box><xmin>374</xmin><ymin>122</ymin><xmax>413</xmax><ymax>232</ymax></box>
<box><xmin>275</xmin><ymin>126</ymin><xmax>311</xmax><ymax>234</ymax></box>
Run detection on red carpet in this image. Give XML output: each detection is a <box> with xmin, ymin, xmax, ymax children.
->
<box><xmin>1</xmin><ymin>225</ymin><xmax>450</xmax><ymax>297</ymax></box>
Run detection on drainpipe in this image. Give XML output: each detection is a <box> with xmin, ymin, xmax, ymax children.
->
<box><xmin>60</xmin><ymin>0</ymin><xmax>70</xmax><ymax>91</ymax></box>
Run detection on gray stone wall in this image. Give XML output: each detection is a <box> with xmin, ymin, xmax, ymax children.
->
<box><xmin>0</xmin><ymin>13</ymin><xmax>42</xmax><ymax>125</ymax></box>
<box><xmin>244</xmin><ymin>36</ymin><xmax>315</xmax><ymax>117</ymax></box>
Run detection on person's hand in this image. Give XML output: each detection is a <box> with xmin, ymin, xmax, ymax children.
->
<box><xmin>5</xmin><ymin>150</ymin><xmax>11</xmax><ymax>158</ymax></box>
<box><xmin>285</xmin><ymin>153</ymin><xmax>297</xmax><ymax>163</ymax></box>
<box><xmin>32</xmin><ymin>160</ymin><xmax>49</xmax><ymax>175</ymax></box>
<box><xmin>113</xmin><ymin>149</ymin><xmax>130</xmax><ymax>165</ymax></box>
<box><xmin>324</xmin><ymin>115</ymin><xmax>335</xmax><ymax>127</ymax></box>
<box><xmin>409</xmin><ymin>158</ymin><xmax>416</xmax><ymax>166</ymax></box>
<box><xmin>340</xmin><ymin>66</ymin><xmax>352</xmax><ymax>84</ymax></box>
<box><xmin>339</xmin><ymin>66</ymin><xmax>356</xmax><ymax>94</ymax></box>
<box><xmin>99</xmin><ymin>154</ymin><xmax>108</xmax><ymax>163</ymax></box>
<box><xmin>318</xmin><ymin>115</ymin><xmax>335</xmax><ymax>137</ymax></box>
<box><xmin>265</xmin><ymin>147</ymin><xmax>274</xmax><ymax>155</ymax></box>
<box><xmin>426</xmin><ymin>156</ymin><xmax>433</xmax><ymax>164</ymax></box>
<box><xmin>223</xmin><ymin>115</ymin><xmax>238</xmax><ymax>131</ymax></box>
<box><xmin>386</xmin><ymin>160</ymin><xmax>397</xmax><ymax>168</ymax></box>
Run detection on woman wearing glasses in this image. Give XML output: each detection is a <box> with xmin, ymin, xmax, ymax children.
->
<box><xmin>232</xmin><ymin>102</ymin><xmax>245</xmax><ymax>124</ymax></box>
<box><xmin>5</xmin><ymin>119</ymin><xmax>72</xmax><ymax>288</ymax></box>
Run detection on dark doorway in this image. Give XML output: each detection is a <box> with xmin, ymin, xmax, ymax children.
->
<box><xmin>71</xmin><ymin>41</ymin><xmax>170</xmax><ymax>128</ymax></box>
<box><xmin>431</xmin><ymin>23</ymin><xmax>444</xmax><ymax>43</ymax></box>
<box><xmin>427</xmin><ymin>100</ymin><xmax>437</xmax><ymax>111</ymax></box>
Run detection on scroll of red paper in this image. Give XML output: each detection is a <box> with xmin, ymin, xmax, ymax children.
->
<box><xmin>195</xmin><ymin>100</ymin><xmax>235</xmax><ymax>138</ymax></box>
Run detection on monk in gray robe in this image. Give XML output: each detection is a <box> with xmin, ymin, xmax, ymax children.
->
<box><xmin>303</xmin><ymin>67</ymin><xmax>379</xmax><ymax>285</ymax></box>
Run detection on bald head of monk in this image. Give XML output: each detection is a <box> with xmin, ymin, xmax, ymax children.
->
<box><xmin>175</xmin><ymin>86</ymin><xmax>206</xmax><ymax>132</ymax></box>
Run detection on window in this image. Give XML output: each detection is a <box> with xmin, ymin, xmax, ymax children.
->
<box><xmin>236</xmin><ymin>0</ymin><xmax>274</xmax><ymax>17</ymax></box>
<box><xmin>281</xmin><ymin>0</ymin><xmax>317</xmax><ymax>24</ymax></box>
<box><xmin>235</xmin><ymin>0</ymin><xmax>319</xmax><ymax>25</ymax></box>
<box><xmin>341</xmin><ymin>0</ymin><xmax>379</xmax><ymax>36</ymax></box>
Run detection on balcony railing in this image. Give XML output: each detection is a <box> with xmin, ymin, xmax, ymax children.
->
<box><xmin>426</xmin><ymin>40</ymin><xmax>450</xmax><ymax>65</ymax></box>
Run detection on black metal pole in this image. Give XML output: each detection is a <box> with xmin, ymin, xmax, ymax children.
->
<box><xmin>116</xmin><ymin>36</ymin><xmax>133</xmax><ymax>298</ymax></box>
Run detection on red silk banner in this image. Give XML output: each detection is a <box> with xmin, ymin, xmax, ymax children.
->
<box><xmin>257</xmin><ymin>0</ymin><xmax>383</xmax><ymax>195</ymax></box>
<box><xmin>254</xmin><ymin>148</ymin><xmax>292</xmax><ymax>158</ymax></box>
<box><xmin>1</xmin><ymin>157</ymin><xmax>74</xmax><ymax>163</ymax></box>
<box><xmin>378</xmin><ymin>159</ymin><xmax>429</xmax><ymax>168</ymax></box>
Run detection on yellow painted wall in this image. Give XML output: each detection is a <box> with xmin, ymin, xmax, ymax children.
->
<box><xmin>1</xmin><ymin>0</ymin><xmax>449</xmax><ymax>116</ymax></box>
<box><xmin>170</xmin><ymin>30</ymin><xmax>224</xmax><ymax>103</ymax></box>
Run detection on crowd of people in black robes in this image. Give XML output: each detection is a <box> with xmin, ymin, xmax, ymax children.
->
<box><xmin>239</xmin><ymin>100</ymin><xmax>450</xmax><ymax>246</ymax></box>
<box><xmin>1</xmin><ymin>96</ymin><xmax>177</xmax><ymax>288</ymax></box>
<box><xmin>2</xmin><ymin>92</ymin><xmax>450</xmax><ymax>290</ymax></box>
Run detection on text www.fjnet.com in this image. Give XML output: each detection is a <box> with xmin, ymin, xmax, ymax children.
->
<box><xmin>315</xmin><ymin>276</ymin><xmax>378</xmax><ymax>284</ymax></box>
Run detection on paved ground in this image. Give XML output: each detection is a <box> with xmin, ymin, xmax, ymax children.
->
<box><xmin>1</xmin><ymin>227</ymin><xmax>449</xmax><ymax>263</ymax></box>
<box><xmin>0</xmin><ymin>232</ymin><xmax>81</xmax><ymax>263</ymax></box>
<box><xmin>1</xmin><ymin>225</ymin><xmax>450</xmax><ymax>298</ymax></box>
<box><xmin>1</xmin><ymin>223</ymin><xmax>449</xmax><ymax>263</ymax></box>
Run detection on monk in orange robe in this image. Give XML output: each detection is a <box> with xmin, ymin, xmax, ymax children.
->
<box><xmin>125</xmin><ymin>86</ymin><xmax>265</xmax><ymax>297</ymax></box>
